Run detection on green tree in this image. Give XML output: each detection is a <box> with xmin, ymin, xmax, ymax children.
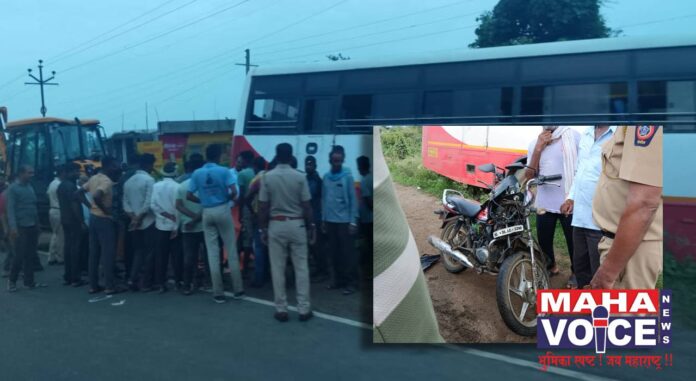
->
<box><xmin>470</xmin><ymin>0</ymin><xmax>619</xmax><ymax>48</ymax></box>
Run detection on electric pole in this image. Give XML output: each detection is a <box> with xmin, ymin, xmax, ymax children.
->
<box><xmin>24</xmin><ymin>59</ymin><xmax>58</xmax><ymax>117</ymax></box>
<box><xmin>235</xmin><ymin>48</ymin><xmax>258</xmax><ymax>74</ymax></box>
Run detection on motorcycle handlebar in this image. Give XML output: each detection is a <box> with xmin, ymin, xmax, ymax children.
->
<box><xmin>539</xmin><ymin>174</ymin><xmax>562</xmax><ymax>182</ymax></box>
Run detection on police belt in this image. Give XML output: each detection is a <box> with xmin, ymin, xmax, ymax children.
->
<box><xmin>602</xmin><ymin>230</ymin><xmax>616</xmax><ymax>239</ymax></box>
<box><xmin>270</xmin><ymin>215</ymin><xmax>303</xmax><ymax>222</ymax></box>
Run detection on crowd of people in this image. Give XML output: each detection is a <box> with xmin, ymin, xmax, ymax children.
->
<box><xmin>526</xmin><ymin>125</ymin><xmax>663</xmax><ymax>290</ymax></box>
<box><xmin>0</xmin><ymin>142</ymin><xmax>373</xmax><ymax>322</ymax></box>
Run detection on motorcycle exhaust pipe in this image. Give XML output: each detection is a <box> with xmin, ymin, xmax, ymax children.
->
<box><xmin>428</xmin><ymin>235</ymin><xmax>474</xmax><ymax>269</ymax></box>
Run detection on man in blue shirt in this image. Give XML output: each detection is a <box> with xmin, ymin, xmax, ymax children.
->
<box><xmin>560</xmin><ymin>125</ymin><xmax>615</xmax><ymax>289</ymax></box>
<box><xmin>187</xmin><ymin>144</ymin><xmax>243</xmax><ymax>303</ymax></box>
<box><xmin>322</xmin><ymin>146</ymin><xmax>359</xmax><ymax>295</ymax></box>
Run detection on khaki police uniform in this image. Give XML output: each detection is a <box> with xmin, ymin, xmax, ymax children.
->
<box><xmin>592</xmin><ymin>126</ymin><xmax>663</xmax><ymax>289</ymax></box>
<box><xmin>259</xmin><ymin>164</ymin><xmax>312</xmax><ymax>314</ymax></box>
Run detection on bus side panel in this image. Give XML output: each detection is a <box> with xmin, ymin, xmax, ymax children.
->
<box><xmin>423</xmin><ymin>126</ymin><xmax>527</xmax><ymax>188</ymax></box>
<box><xmin>234</xmin><ymin>134</ymin><xmax>371</xmax><ymax>181</ymax></box>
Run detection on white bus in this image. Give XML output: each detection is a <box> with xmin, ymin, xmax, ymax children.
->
<box><xmin>231</xmin><ymin>35</ymin><xmax>696</xmax><ymax>258</ymax></box>
<box><xmin>231</xmin><ymin>63</ymin><xmax>374</xmax><ymax>183</ymax></box>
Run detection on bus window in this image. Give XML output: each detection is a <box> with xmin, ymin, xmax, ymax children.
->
<box><xmin>372</xmin><ymin>92</ymin><xmax>417</xmax><ymax>118</ymax></box>
<box><xmin>303</xmin><ymin>98</ymin><xmax>335</xmax><ymax>133</ymax></box>
<box><xmin>452</xmin><ymin>88</ymin><xmax>513</xmax><ymax>118</ymax></box>
<box><xmin>252</xmin><ymin>75</ymin><xmax>303</xmax><ymax>95</ymax></box>
<box><xmin>247</xmin><ymin>97</ymin><xmax>300</xmax><ymax>134</ymax></box>
<box><xmin>425</xmin><ymin>60</ymin><xmax>516</xmax><ymax>86</ymax></box>
<box><xmin>341</xmin><ymin>94</ymin><xmax>372</xmax><ymax>119</ymax></box>
<box><xmin>520</xmin><ymin>82</ymin><xmax>627</xmax><ymax>120</ymax></box>
<box><xmin>423</xmin><ymin>91</ymin><xmax>453</xmax><ymax>117</ymax></box>
<box><xmin>638</xmin><ymin>80</ymin><xmax>696</xmax><ymax>121</ymax></box>
<box><xmin>305</xmin><ymin>73</ymin><xmax>340</xmax><ymax>93</ymax></box>
<box><xmin>342</xmin><ymin>67</ymin><xmax>419</xmax><ymax>90</ymax></box>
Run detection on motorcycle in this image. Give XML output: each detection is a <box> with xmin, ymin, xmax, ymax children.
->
<box><xmin>428</xmin><ymin>159</ymin><xmax>561</xmax><ymax>336</ymax></box>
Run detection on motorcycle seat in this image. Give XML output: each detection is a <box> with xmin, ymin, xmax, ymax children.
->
<box><xmin>446</xmin><ymin>195</ymin><xmax>481</xmax><ymax>217</ymax></box>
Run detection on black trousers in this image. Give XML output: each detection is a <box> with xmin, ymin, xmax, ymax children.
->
<box><xmin>572</xmin><ymin>227</ymin><xmax>603</xmax><ymax>288</ymax></box>
<box><xmin>182</xmin><ymin>231</ymin><xmax>204</xmax><ymax>287</ymax></box>
<box><xmin>2</xmin><ymin>235</ymin><xmax>15</xmax><ymax>273</ymax></box>
<box><xmin>89</xmin><ymin>215</ymin><xmax>117</xmax><ymax>290</ymax></box>
<box><xmin>535</xmin><ymin>212</ymin><xmax>574</xmax><ymax>272</ymax></box>
<box><xmin>129</xmin><ymin>224</ymin><xmax>157</xmax><ymax>287</ymax></box>
<box><xmin>326</xmin><ymin>222</ymin><xmax>357</xmax><ymax>288</ymax></box>
<box><xmin>10</xmin><ymin>226</ymin><xmax>39</xmax><ymax>286</ymax></box>
<box><xmin>309</xmin><ymin>231</ymin><xmax>328</xmax><ymax>276</ymax></box>
<box><xmin>62</xmin><ymin>224</ymin><xmax>83</xmax><ymax>284</ymax></box>
<box><xmin>154</xmin><ymin>229</ymin><xmax>182</xmax><ymax>287</ymax></box>
<box><xmin>122</xmin><ymin>220</ymin><xmax>134</xmax><ymax>277</ymax></box>
<box><xmin>80</xmin><ymin>230</ymin><xmax>89</xmax><ymax>273</ymax></box>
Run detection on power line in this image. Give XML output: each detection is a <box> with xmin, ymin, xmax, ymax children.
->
<box><xmin>54</xmin><ymin>55</ymin><xmax>238</xmax><ymax>114</ymax></box>
<box><xmin>256</xmin><ymin>24</ymin><xmax>478</xmax><ymax>65</ymax></box>
<box><xmin>61</xmin><ymin>57</ymin><xmax>235</xmax><ymax>121</ymax></box>
<box><xmin>241</xmin><ymin>0</ymin><xmax>350</xmax><ymax>48</ymax></box>
<box><xmin>50</xmin><ymin>0</ymin><xmax>182</xmax><ymax>63</ymax></box>
<box><xmin>53</xmin><ymin>0</ymin><xmax>200</xmax><ymax>66</ymax></box>
<box><xmin>58</xmin><ymin>0</ymin><xmax>249</xmax><ymax>74</ymax></box>
<box><xmin>253</xmin><ymin>12</ymin><xmax>481</xmax><ymax>58</ymax></box>
<box><xmin>0</xmin><ymin>74</ymin><xmax>25</xmax><ymax>94</ymax></box>
<box><xmin>252</xmin><ymin>0</ymin><xmax>476</xmax><ymax>51</ymax></box>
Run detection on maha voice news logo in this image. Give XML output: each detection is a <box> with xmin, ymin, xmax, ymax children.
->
<box><xmin>537</xmin><ymin>290</ymin><xmax>672</xmax><ymax>353</ymax></box>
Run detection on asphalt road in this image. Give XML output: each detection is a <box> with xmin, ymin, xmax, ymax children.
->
<box><xmin>1</xmin><ymin>252</ymin><xmax>694</xmax><ymax>380</ymax></box>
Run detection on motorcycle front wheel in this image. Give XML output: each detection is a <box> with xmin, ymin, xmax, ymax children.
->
<box><xmin>495</xmin><ymin>252</ymin><xmax>549</xmax><ymax>337</ymax></box>
<box><xmin>439</xmin><ymin>220</ymin><xmax>470</xmax><ymax>273</ymax></box>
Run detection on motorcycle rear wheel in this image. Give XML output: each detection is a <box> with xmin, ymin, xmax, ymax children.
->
<box><xmin>439</xmin><ymin>220</ymin><xmax>470</xmax><ymax>273</ymax></box>
<box><xmin>496</xmin><ymin>251</ymin><xmax>549</xmax><ymax>337</ymax></box>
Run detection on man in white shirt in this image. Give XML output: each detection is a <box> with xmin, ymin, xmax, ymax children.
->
<box><xmin>526</xmin><ymin>126</ymin><xmax>580</xmax><ymax>288</ymax></box>
<box><xmin>151</xmin><ymin>162</ymin><xmax>182</xmax><ymax>293</ymax></box>
<box><xmin>123</xmin><ymin>154</ymin><xmax>156</xmax><ymax>291</ymax></box>
<box><xmin>560</xmin><ymin>125</ymin><xmax>615</xmax><ymax>289</ymax></box>
<box><xmin>47</xmin><ymin>167</ymin><xmax>65</xmax><ymax>265</ymax></box>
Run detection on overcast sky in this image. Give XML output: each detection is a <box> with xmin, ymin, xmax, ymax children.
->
<box><xmin>1</xmin><ymin>0</ymin><xmax>695</xmax><ymax>135</ymax></box>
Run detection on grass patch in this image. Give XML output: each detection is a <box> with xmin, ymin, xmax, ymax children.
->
<box><xmin>381</xmin><ymin>126</ymin><xmax>570</xmax><ymax>267</ymax></box>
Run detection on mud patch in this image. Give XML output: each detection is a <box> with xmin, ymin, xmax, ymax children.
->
<box><xmin>393</xmin><ymin>182</ymin><xmax>569</xmax><ymax>343</ymax></box>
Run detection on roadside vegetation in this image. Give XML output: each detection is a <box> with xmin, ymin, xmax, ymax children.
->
<box><xmin>381</xmin><ymin>126</ymin><xmax>481</xmax><ymax>200</ymax></box>
<box><xmin>380</xmin><ymin>126</ymin><xmax>570</xmax><ymax>263</ymax></box>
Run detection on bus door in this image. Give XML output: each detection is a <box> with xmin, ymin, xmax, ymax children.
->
<box><xmin>299</xmin><ymin>97</ymin><xmax>336</xmax><ymax>173</ymax></box>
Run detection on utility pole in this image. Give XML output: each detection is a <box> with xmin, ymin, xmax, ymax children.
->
<box><xmin>235</xmin><ymin>48</ymin><xmax>258</xmax><ymax>74</ymax></box>
<box><xmin>145</xmin><ymin>102</ymin><xmax>149</xmax><ymax>132</ymax></box>
<box><xmin>24</xmin><ymin>59</ymin><xmax>58</xmax><ymax>117</ymax></box>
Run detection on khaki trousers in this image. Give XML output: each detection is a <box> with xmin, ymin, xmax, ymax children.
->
<box><xmin>269</xmin><ymin>219</ymin><xmax>310</xmax><ymax>314</ymax></box>
<box><xmin>202</xmin><ymin>204</ymin><xmax>243</xmax><ymax>296</ymax></box>
<box><xmin>598</xmin><ymin>236</ymin><xmax>663</xmax><ymax>289</ymax></box>
<box><xmin>49</xmin><ymin>208</ymin><xmax>64</xmax><ymax>262</ymax></box>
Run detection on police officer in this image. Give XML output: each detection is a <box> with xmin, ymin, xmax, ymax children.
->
<box><xmin>590</xmin><ymin>126</ymin><xmax>663</xmax><ymax>290</ymax></box>
<box><xmin>258</xmin><ymin>143</ymin><xmax>316</xmax><ymax>322</ymax></box>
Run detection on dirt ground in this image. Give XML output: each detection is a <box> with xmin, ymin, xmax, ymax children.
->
<box><xmin>393</xmin><ymin>183</ymin><xmax>570</xmax><ymax>344</ymax></box>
